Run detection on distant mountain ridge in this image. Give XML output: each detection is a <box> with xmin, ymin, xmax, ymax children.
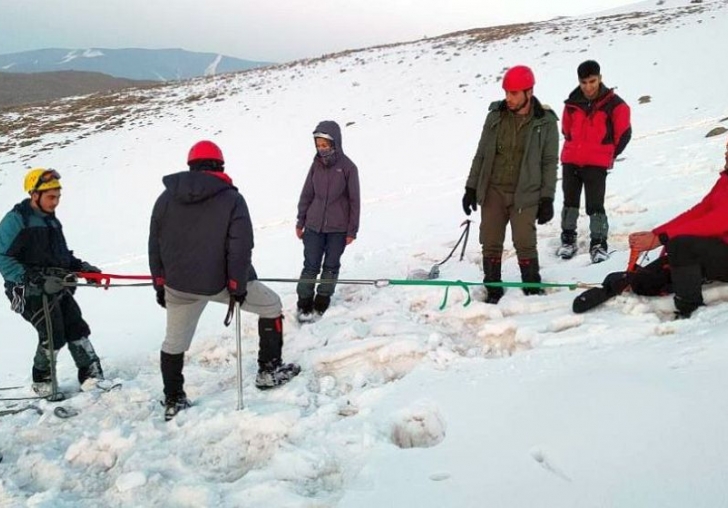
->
<box><xmin>0</xmin><ymin>47</ymin><xmax>272</xmax><ymax>81</ymax></box>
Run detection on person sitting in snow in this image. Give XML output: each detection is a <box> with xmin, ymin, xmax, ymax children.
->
<box><xmin>573</xmin><ymin>138</ymin><xmax>728</xmax><ymax>318</ymax></box>
<box><xmin>149</xmin><ymin>140</ymin><xmax>300</xmax><ymax>421</ymax></box>
<box><xmin>295</xmin><ymin>120</ymin><xmax>360</xmax><ymax>321</ymax></box>
<box><xmin>0</xmin><ymin>168</ymin><xmax>105</xmax><ymax>396</ymax></box>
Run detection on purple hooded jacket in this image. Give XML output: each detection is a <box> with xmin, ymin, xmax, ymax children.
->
<box><xmin>296</xmin><ymin>121</ymin><xmax>361</xmax><ymax>238</ymax></box>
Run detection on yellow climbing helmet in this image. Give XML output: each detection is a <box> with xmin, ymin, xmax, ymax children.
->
<box><xmin>24</xmin><ymin>168</ymin><xmax>62</xmax><ymax>194</ymax></box>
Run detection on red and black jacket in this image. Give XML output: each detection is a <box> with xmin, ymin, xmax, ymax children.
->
<box><xmin>653</xmin><ymin>171</ymin><xmax>728</xmax><ymax>245</ymax></box>
<box><xmin>560</xmin><ymin>84</ymin><xmax>631</xmax><ymax>169</ymax></box>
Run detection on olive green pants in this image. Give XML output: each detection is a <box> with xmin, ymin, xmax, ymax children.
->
<box><xmin>479</xmin><ymin>187</ymin><xmax>539</xmax><ymax>260</ymax></box>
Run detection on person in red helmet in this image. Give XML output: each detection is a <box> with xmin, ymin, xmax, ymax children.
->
<box><xmin>557</xmin><ymin>60</ymin><xmax>632</xmax><ymax>264</ymax></box>
<box><xmin>149</xmin><ymin>140</ymin><xmax>300</xmax><ymax>421</ymax></box>
<box><xmin>462</xmin><ymin>65</ymin><xmax>559</xmax><ymax>304</ymax></box>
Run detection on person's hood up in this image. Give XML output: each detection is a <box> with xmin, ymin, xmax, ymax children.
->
<box><xmin>162</xmin><ymin>171</ymin><xmax>235</xmax><ymax>204</ymax></box>
<box><xmin>313</xmin><ymin>120</ymin><xmax>343</xmax><ymax>153</ymax></box>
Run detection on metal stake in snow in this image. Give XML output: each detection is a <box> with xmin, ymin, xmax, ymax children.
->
<box><xmin>42</xmin><ymin>294</ymin><xmax>63</xmax><ymax>402</ymax></box>
<box><xmin>235</xmin><ymin>301</ymin><xmax>244</xmax><ymax>411</ymax></box>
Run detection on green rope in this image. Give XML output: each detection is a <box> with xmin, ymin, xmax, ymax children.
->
<box><xmin>385</xmin><ymin>278</ymin><xmax>582</xmax><ymax>309</ymax></box>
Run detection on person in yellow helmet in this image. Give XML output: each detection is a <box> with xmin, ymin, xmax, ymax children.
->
<box><xmin>0</xmin><ymin>168</ymin><xmax>105</xmax><ymax>396</ymax></box>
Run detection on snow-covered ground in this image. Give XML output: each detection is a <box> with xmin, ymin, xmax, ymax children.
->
<box><xmin>1</xmin><ymin>0</ymin><xmax>728</xmax><ymax>506</ymax></box>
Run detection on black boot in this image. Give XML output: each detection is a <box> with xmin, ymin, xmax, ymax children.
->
<box><xmin>77</xmin><ymin>360</ymin><xmax>104</xmax><ymax>385</ymax></box>
<box><xmin>69</xmin><ymin>337</ymin><xmax>104</xmax><ymax>385</ymax></box>
<box><xmin>257</xmin><ymin>316</ymin><xmax>284</xmax><ymax>370</ymax></box>
<box><xmin>671</xmin><ymin>264</ymin><xmax>704</xmax><ymax>318</ymax></box>
<box><xmin>313</xmin><ymin>294</ymin><xmax>331</xmax><ymax>315</ymax></box>
<box><xmin>519</xmin><ymin>258</ymin><xmax>544</xmax><ymax>296</ymax></box>
<box><xmin>572</xmin><ymin>271</ymin><xmax>631</xmax><ymax>314</ymax></box>
<box><xmin>256</xmin><ymin>316</ymin><xmax>300</xmax><ymax>389</ymax></box>
<box><xmin>483</xmin><ymin>257</ymin><xmax>503</xmax><ymax>304</ymax></box>
<box><xmin>160</xmin><ymin>351</ymin><xmax>189</xmax><ymax>421</ymax></box>
<box><xmin>296</xmin><ymin>297</ymin><xmax>314</xmax><ymax>322</ymax></box>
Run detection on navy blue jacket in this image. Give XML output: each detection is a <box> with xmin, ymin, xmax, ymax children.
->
<box><xmin>148</xmin><ymin>171</ymin><xmax>256</xmax><ymax>296</ymax></box>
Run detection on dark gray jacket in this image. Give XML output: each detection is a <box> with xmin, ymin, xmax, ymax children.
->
<box><xmin>466</xmin><ymin>97</ymin><xmax>559</xmax><ymax>209</ymax></box>
<box><xmin>296</xmin><ymin>121</ymin><xmax>361</xmax><ymax>238</ymax></box>
<box><xmin>148</xmin><ymin>171</ymin><xmax>255</xmax><ymax>296</ymax></box>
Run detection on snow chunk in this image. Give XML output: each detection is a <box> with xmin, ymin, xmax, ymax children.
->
<box><xmin>313</xmin><ymin>337</ymin><xmax>426</xmax><ymax>391</ymax></box>
<box><xmin>390</xmin><ymin>400</ymin><xmax>446</xmax><ymax>449</ymax></box>
<box><xmin>115</xmin><ymin>471</ymin><xmax>147</xmax><ymax>492</ymax></box>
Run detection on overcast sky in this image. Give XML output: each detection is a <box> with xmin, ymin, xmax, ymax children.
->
<box><xmin>0</xmin><ymin>0</ymin><xmax>640</xmax><ymax>63</ymax></box>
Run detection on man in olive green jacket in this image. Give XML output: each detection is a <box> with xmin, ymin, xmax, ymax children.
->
<box><xmin>462</xmin><ymin>65</ymin><xmax>559</xmax><ymax>304</ymax></box>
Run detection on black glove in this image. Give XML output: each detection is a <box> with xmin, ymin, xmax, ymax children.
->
<box><xmin>79</xmin><ymin>261</ymin><xmax>101</xmax><ymax>273</ymax></box>
<box><xmin>537</xmin><ymin>198</ymin><xmax>554</xmax><ymax>225</ymax></box>
<box><xmin>232</xmin><ymin>291</ymin><xmax>247</xmax><ymax>304</ymax></box>
<box><xmin>155</xmin><ymin>287</ymin><xmax>166</xmax><ymax>308</ymax></box>
<box><xmin>461</xmin><ymin>187</ymin><xmax>478</xmax><ymax>216</ymax></box>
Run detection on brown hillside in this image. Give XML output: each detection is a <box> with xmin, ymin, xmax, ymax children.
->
<box><xmin>0</xmin><ymin>70</ymin><xmax>155</xmax><ymax>108</ymax></box>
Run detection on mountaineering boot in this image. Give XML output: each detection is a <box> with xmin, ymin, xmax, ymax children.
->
<box><xmin>68</xmin><ymin>337</ymin><xmax>104</xmax><ymax>386</ymax></box>
<box><xmin>671</xmin><ymin>264</ymin><xmax>704</xmax><ymax>319</ymax></box>
<box><xmin>258</xmin><ymin>316</ymin><xmax>284</xmax><ymax>369</ymax></box>
<box><xmin>164</xmin><ymin>395</ymin><xmax>192</xmax><ymax>422</ymax></box>
<box><xmin>589</xmin><ymin>238</ymin><xmax>609</xmax><ymax>264</ymax></box>
<box><xmin>313</xmin><ymin>294</ymin><xmax>331</xmax><ymax>316</ymax></box>
<box><xmin>31</xmin><ymin>382</ymin><xmax>53</xmax><ymax>398</ymax></box>
<box><xmin>78</xmin><ymin>360</ymin><xmax>105</xmax><ymax>391</ymax></box>
<box><xmin>588</xmin><ymin>212</ymin><xmax>609</xmax><ymax>263</ymax></box>
<box><xmin>32</xmin><ymin>357</ymin><xmax>57</xmax><ymax>398</ymax></box>
<box><xmin>556</xmin><ymin>230</ymin><xmax>578</xmax><ymax>260</ymax></box>
<box><xmin>160</xmin><ymin>351</ymin><xmax>189</xmax><ymax>421</ymax></box>
<box><xmin>518</xmin><ymin>258</ymin><xmax>544</xmax><ymax>296</ymax></box>
<box><xmin>483</xmin><ymin>257</ymin><xmax>504</xmax><ymax>304</ymax></box>
<box><xmin>256</xmin><ymin>316</ymin><xmax>300</xmax><ymax>389</ymax></box>
<box><xmin>572</xmin><ymin>271</ymin><xmax>631</xmax><ymax>314</ymax></box>
<box><xmin>255</xmin><ymin>360</ymin><xmax>302</xmax><ymax>390</ymax></box>
<box><xmin>296</xmin><ymin>297</ymin><xmax>314</xmax><ymax>323</ymax></box>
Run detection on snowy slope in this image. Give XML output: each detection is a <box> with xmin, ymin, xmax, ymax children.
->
<box><xmin>1</xmin><ymin>0</ymin><xmax>728</xmax><ymax>506</ymax></box>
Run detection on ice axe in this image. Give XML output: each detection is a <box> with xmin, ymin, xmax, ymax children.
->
<box><xmin>235</xmin><ymin>301</ymin><xmax>244</xmax><ymax>410</ymax></box>
<box><xmin>408</xmin><ymin>220</ymin><xmax>472</xmax><ymax>280</ymax></box>
<box><xmin>223</xmin><ymin>298</ymin><xmax>245</xmax><ymax>410</ymax></box>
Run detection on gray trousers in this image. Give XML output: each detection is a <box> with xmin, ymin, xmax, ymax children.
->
<box><xmin>162</xmin><ymin>281</ymin><xmax>282</xmax><ymax>355</ymax></box>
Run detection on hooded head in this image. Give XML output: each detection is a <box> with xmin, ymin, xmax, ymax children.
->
<box><xmin>313</xmin><ymin>121</ymin><xmax>342</xmax><ymax>166</ymax></box>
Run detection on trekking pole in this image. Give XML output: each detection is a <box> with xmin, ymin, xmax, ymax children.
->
<box><xmin>234</xmin><ymin>300</ymin><xmax>244</xmax><ymax>411</ymax></box>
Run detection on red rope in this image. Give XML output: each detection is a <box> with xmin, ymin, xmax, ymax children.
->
<box><xmin>76</xmin><ymin>272</ymin><xmax>152</xmax><ymax>289</ymax></box>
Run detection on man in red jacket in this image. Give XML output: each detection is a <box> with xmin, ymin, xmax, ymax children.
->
<box><xmin>574</xmin><ymin>139</ymin><xmax>728</xmax><ymax>318</ymax></box>
<box><xmin>557</xmin><ymin>60</ymin><xmax>631</xmax><ymax>263</ymax></box>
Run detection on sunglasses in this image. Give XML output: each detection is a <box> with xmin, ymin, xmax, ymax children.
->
<box><xmin>33</xmin><ymin>169</ymin><xmax>61</xmax><ymax>192</ymax></box>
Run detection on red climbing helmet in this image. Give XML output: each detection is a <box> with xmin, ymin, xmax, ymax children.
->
<box><xmin>188</xmin><ymin>140</ymin><xmax>224</xmax><ymax>164</ymax></box>
<box><xmin>502</xmin><ymin>65</ymin><xmax>535</xmax><ymax>92</ymax></box>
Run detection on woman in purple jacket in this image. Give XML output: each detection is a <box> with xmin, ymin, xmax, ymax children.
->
<box><xmin>295</xmin><ymin>121</ymin><xmax>360</xmax><ymax>320</ymax></box>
